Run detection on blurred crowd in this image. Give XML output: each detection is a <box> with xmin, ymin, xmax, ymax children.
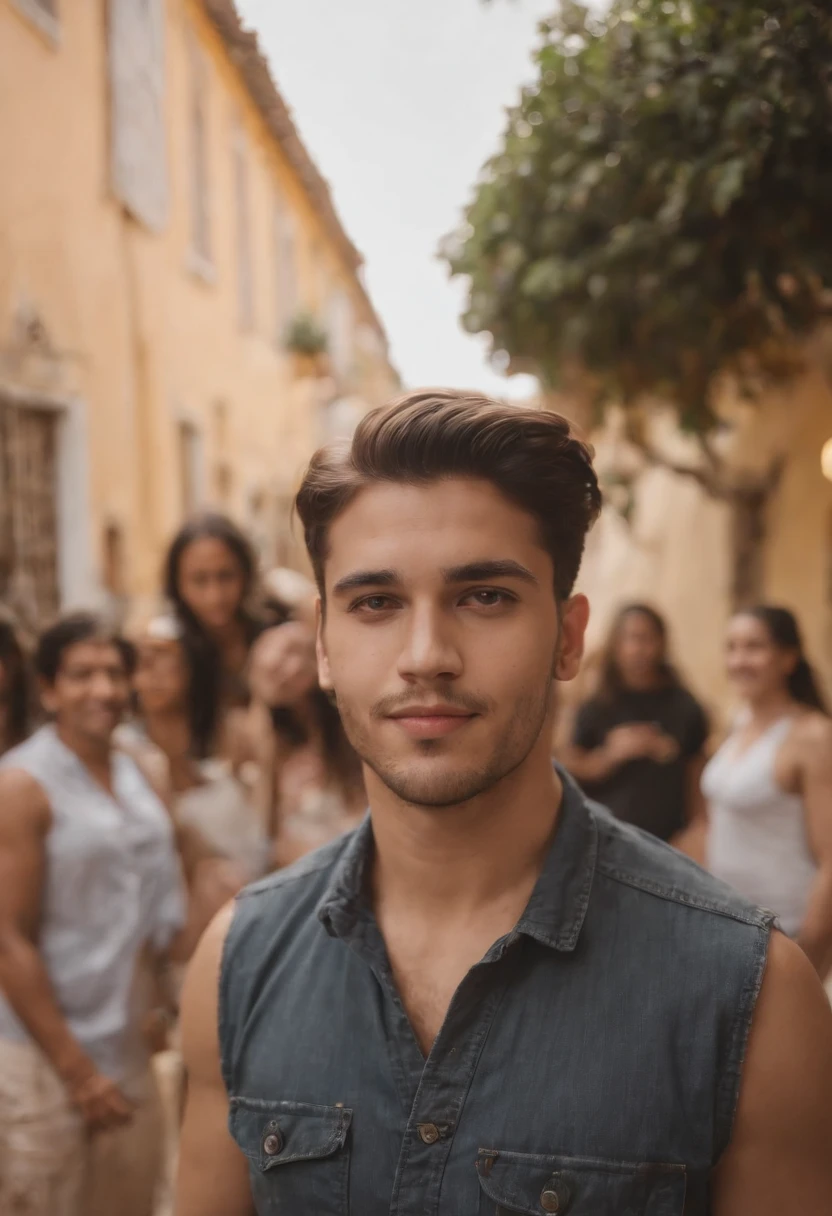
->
<box><xmin>0</xmin><ymin>512</ymin><xmax>364</xmax><ymax>1215</ymax></box>
<box><xmin>0</xmin><ymin>508</ymin><xmax>830</xmax><ymax>1213</ymax></box>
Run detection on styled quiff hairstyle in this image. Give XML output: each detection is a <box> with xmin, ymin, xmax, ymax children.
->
<box><xmin>295</xmin><ymin>389</ymin><xmax>602</xmax><ymax>602</ymax></box>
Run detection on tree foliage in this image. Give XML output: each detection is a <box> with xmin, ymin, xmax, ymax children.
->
<box><xmin>444</xmin><ymin>0</ymin><xmax>832</xmax><ymax>431</ymax></box>
<box><xmin>284</xmin><ymin>312</ymin><xmax>329</xmax><ymax>357</ymax></box>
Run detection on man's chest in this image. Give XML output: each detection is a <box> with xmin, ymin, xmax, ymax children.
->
<box><xmin>228</xmin><ymin>939</ymin><xmax>711</xmax><ymax>1216</ymax></box>
<box><xmin>382</xmin><ymin>921</ymin><xmax>514</xmax><ymax>1057</ymax></box>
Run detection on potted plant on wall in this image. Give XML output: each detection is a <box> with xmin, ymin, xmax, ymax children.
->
<box><xmin>284</xmin><ymin>312</ymin><xmax>330</xmax><ymax>379</ymax></box>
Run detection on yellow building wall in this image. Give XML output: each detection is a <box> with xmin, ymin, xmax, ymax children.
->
<box><xmin>0</xmin><ymin>0</ymin><xmax>397</xmax><ymax>617</ymax></box>
<box><xmin>764</xmin><ymin>370</ymin><xmax>832</xmax><ymax>688</ymax></box>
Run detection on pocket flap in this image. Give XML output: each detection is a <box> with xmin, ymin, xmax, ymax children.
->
<box><xmin>229</xmin><ymin>1098</ymin><xmax>352</xmax><ymax>1171</ymax></box>
<box><xmin>476</xmin><ymin>1148</ymin><xmax>686</xmax><ymax>1214</ymax></box>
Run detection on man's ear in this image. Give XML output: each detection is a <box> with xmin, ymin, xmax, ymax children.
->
<box><xmin>555</xmin><ymin>594</ymin><xmax>590</xmax><ymax>683</ymax></box>
<box><xmin>315</xmin><ymin>597</ymin><xmax>333</xmax><ymax>692</ymax></box>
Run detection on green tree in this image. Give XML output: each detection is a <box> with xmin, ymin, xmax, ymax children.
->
<box><xmin>445</xmin><ymin>0</ymin><xmax>832</xmax><ymax>604</ymax></box>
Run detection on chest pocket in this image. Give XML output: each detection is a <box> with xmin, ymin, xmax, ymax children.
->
<box><xmin>229</xmin><ymin>1097</ymin><xmax>352</xmax><ymax>1213</ymax></box>
<box><xmin>476</xmin><ymin>1149</ymin><xmax>686</xmax><ymax>1215</ymax></box>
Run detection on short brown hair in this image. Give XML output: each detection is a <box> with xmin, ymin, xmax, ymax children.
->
<box><xmin>295</xmin><ymin>389</ymin><xmax>602</xmax><ymax>601</ymax></box>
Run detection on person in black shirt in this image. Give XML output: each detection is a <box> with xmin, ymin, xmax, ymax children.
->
<box><xmin>564</xmin><ymin>603</ymin><xmax>709</xmax><ymax>842</ymax></box>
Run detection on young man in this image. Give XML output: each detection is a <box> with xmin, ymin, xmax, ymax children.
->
<box><xmin>176</xmin><ymin>391</ymin><xmax>832</xmax><ymax>1215</ymax></box>
<box><xmin>0</xmin><ymin>614</ymin><xmax>230</xmax><ymax>1216</ymax></box>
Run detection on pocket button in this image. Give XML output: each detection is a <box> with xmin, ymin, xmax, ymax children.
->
<box><xmin>540</xmin><ymin>1175</ymin><xmax>570</xmax><ymax>1213</ymax></box>
<box><xmin>263</xmin><ymin>1129</ymin><xmax>284</xmax><ymax>1156</ymax></box>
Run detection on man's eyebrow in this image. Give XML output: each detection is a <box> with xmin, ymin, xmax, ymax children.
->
<box><xmin>332</xmin><ymin>568</ymin><xmax>399</xmax><ymax>595</ymax></box>
<box><xmin>442</xmin><ymin>560</ymin><xmax>539</xmax><ymax>586</ymax></box>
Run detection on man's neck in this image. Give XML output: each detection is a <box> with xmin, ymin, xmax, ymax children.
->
<box><xmin>56</xmin><ymin>722</ymin><xmax>113</xmax><ymax>782</ymax></box>
<box><xmin>368</xmin><ymin>738</ymin><xmax>561</xmax><ymax>921</ymax></box>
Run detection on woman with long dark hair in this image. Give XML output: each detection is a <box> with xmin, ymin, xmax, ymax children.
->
<box><xmin>163</xmin><ymin>514</ymin><xmax>265</xmax><ymax>758</ymax></box>
<box><xmin>703</xmin><ymin>606</ymin><xmax>832</xmax><ymax>976</ymax></box>
<box><xmin>564</xmin><ymin>603</ymin><xmax>709</xmax><ymax>842</ymax></box>
<box><xmin>0</xmin><ymin>619</ymin><xmax>32</xmax><ymax>756</ymax></box>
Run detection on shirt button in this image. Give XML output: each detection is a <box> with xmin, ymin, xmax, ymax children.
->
<box><xmin>263</xmin><ymin>1129</ymin><xmax>284</xmax><ymax>1156</ymax></box>
<box><xmin>540</xmin><ymin>1177</ymin><xmax>569</xmax><ymax>1213</ymax></box>
<box><xmin>418</xmin><ymin>1122</ymin><xmax>440</xmax><ymax>1145</ymax></box>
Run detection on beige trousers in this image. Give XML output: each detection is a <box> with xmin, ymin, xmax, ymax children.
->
<box><xmin>0</xmin><ymin>1039</ymin><xmax>163</xmax><ymax>1216</ymax></box>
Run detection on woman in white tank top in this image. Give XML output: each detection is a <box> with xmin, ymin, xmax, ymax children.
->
<box><xmin>702</xmin><ymin>606</ymin><xmax>832</xmax><ymax>977</ymax></box>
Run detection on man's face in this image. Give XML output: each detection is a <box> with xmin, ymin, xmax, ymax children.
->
<box><xmin>317</xmin><ymin>478</ymin><xmax>588</xmax><ymax>808</ymax></box>
<box><xmin>41</xmin><ymin>640</ymin><xmax>130</xmax><ymax>743</ymax></box>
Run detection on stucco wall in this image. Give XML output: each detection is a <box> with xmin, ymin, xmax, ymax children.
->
<box><xmin>0</xmin><ymin>0</ymin><xmax>397</xmax><ymax>615</ymax></box>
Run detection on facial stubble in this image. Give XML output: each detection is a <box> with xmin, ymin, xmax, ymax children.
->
<box><xmin>334</xmin><ymin>643</ymin><xmax>560</xmax><ymax>810</ymax></box>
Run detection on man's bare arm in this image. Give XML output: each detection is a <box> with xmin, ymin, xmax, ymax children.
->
<box><xmin>0</xmin><ymin>769</ymin><xmax>133</xmax><ymax>1128</ymax></box>
<box><xmin>174</xmin><ymin>902</ymin><xmax>254</xmax><ymax>1216</ymax></box>
<box><xmin>712</xmin><ymin>931</ymin><xmax>832</xmax><ymax>1214</ymax></box>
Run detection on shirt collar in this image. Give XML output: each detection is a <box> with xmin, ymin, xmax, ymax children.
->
<box><xmin>317</xmin><ymin>767</ymin><xmax>597</xmax><ymax>955</ymax></box>
<box><xmin>515</xmin><ymin>768</ymin><xmax>597</xmax><ymax>952</ymax></box>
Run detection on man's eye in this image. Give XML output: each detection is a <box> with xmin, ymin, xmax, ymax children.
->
<box><xmin>355</xmin><ymin>595</ymin><xmax>394</xmax><ymax>612</ymax></box>
<box><xmin>464</xmin><ymin>589</ymin><xmax>510</xmax><ymax>608</ymax></box>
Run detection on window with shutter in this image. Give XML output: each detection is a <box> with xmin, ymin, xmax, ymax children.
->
<box><xmin>188</xmin><ymin>36</ymin><xmax>213</xmax><ymax>269</ymax></box>
<box><xmin>108</xmin><ymin>0</ymin><xmax>168</xmax><ymax>232</ymax></box>
<box><xmin>274</xmin><ymin>195</ymin><xmax>299</xmax><ymax>345</ymax></box>
<box><xmin>234</xmin><ymin>124</ymin><xmax>255</xmax><ymax>331</ymax></box>
<box><xmin>12</xmin><ymin>0</ymin><xmax>59</xmax><ymax>44</ymax></box>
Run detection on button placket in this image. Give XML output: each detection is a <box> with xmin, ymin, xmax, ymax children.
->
<box><xmin>417</xmin><ymin>1122</ymin><xmax>440</xmax><ymax>1145</ymax></box>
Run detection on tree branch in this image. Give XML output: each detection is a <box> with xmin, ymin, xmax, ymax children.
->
<box><xmin>623</xmin><ymin>431</ymin><xmax>725</xmax><ymax>498</ymax></box>
<box><xmin>625</xmin><ymin>431</ymin><xmax>784</xmax><ymax>504</ymax></box>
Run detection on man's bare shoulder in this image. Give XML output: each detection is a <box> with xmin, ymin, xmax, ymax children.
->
<box><xmin>749</xmin><ymin>930</ymin><xmax>832</xmax><ymax>1072</ymax></box>
<box><xmin>180</xmin><ymin>902</ymin><xmax>237</xmax><ymax>1084</ymax></box>
<box><xmin>176</xmin><ymin>901</ymin><xmax>255</xmax><ymax>1216</ymax></box>
<box><xmin>712</xmin><ymin>932</ymin><xmax>832</xmax><ymax>1213</ymax></box>
<box><xmin>183</xmin><ymin>901</ymin><xmax>237</xmax><ymax>1004</ymax></box>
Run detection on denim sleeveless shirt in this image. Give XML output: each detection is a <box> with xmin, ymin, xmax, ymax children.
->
<box><xmin>220</xmin><ymin>773</ymin><xmax>772</xmax><ymax>1215</ymax></box>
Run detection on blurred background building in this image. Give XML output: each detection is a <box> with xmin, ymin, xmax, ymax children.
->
<box><xmin>554</xmin><ymin>363</ymin><xmax>832</xmax><ymax>724</ymax></box>
<box><xmin>0</xmin><ymin>0</ymin><xmax>398</xmax><ymax>630</ymax></box>
<box><xmin>506</xmin><ymin>365</ymin><xmax>832</xmax><ymax>730</ymax></box>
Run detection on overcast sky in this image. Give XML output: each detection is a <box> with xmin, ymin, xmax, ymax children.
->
<box><xmin>236</xmin><ymin>0</ymin><xmax>554</xmax><ymax>397</ymax></box>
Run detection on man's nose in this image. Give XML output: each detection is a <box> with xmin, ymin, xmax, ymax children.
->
<box><xmin>397</xmin><ymin>604</ymin><xmax>463</xmax><ymax>682</ymax></box>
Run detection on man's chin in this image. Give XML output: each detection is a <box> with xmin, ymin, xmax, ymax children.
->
<box><xmin>370</xmin><ymin>761</ymin><xmax>498</xmax><ymax>809</ymax></box>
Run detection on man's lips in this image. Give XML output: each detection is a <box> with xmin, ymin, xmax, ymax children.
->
<box><xmin>387</xmin><ymin>707</ymin><xmax>478</xmax><ymax>739</ymax></box>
